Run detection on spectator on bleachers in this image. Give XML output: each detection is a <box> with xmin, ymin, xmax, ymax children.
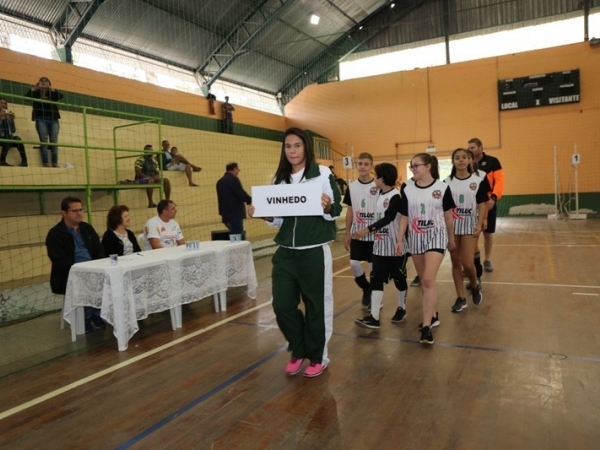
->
<box><xmin>24</xmin><ymin>77</ymin><xmax>63</xmax><ymax>168</ymax></box>
<box><xmin>46</xmin><ymin>196</ymin><xmax>105</xmax><ymax>333</ymax></box>
<box><xmin>144</xmin><ymin>199</ymin><xmax>185</xmax><ymax>249</ymax></box>
<box><xmin>135</xmin><ymin>144</ymin><xmax>171</xmax><ymax>208</ymax></box>
<box><xmin>0</xmin><ymin>97</ymin><xmax>28</xmax><ymax>167</ymax></box>
<box><xmin>102</xmin><ymin>205</ymin><xmax>142</xmax><ymax>256</ymax></box>
<box><xmin>161</xmin><ymin>140</ymin><xmax>202</xmax><ymax>187</ymax></box>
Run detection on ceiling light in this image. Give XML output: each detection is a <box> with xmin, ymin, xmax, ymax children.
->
<box><xmin>390</xmin><ymin>2</ymin><xmax>395</xmax><ymax>8</ymax></box>
<box><xmin>310</xmin><ymin>14</ymin><xmax>320</xmax><ymax>25</ymax></box>
<box><xmin>358</xmin><ymin>25</ymin><xmax>363</xmax><ymax>30</ymax></box>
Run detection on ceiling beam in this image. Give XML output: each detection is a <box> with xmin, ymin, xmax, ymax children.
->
<box><xmin>278</xmin><ymin>0</ymin><xmax>430</xmax><ymax>105</ymax></box>
<box><xmin>195</xmin><ymin>0</ymin><xmax>292</xmax><ymax>90</ymax></box>
<box><xmin>51</xmin><ymin>0</ymin><xmax>108</xmax><ymax>63</ymax></box>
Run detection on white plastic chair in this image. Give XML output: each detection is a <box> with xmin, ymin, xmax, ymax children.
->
<box><xmin>137</xmin><ymin>233</ymin><xmax>151</xmax><ymax>251</ymax></box>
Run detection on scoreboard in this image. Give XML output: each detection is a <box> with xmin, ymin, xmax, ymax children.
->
<box><xmin>498</xmin><ymin>69</ymin><xmax>580</xmax><ymax>111</ymax></box>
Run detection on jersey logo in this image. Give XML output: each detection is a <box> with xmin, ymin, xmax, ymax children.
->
<box><xmin>411</xmin><ymin>217</ymin><xmax>433</xmax><ymax>234</ymax></box>
<box><xmin>383</xmin><ymin>198</ymin><xmax>389</xmax><ymax>208</ymax></box>
<box><xmin>469</xmin><ymin>183</ymin><xmax>477</xmax><ymax>190</ymax></box>
<box><xmin>355</xmin><ymin>211</ymin><xmax>374</xmax><ymax>224</ymax></box>
<box><xmin>452</xmin><ymin>208</ymin><xmax>463</xmax><ymax>220</ymax></box>
<box><xmin>432</xmin><ymin>190</ymin><xmax>441</xmax><ymax>199</ymax></box>
<box><xmin>370</xmin><ymin>187</ymin><xmax>378</xmax><ymax>195</ymax></box>
<box><xmin>374</xmin><ymin>228</ymin><xmax>387</xmax><ymax>240</ymax></box>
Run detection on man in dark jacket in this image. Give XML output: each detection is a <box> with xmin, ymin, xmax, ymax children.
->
<box><xmin>46</xmin><ymin>196</ymin><xmax>105</xmax><ymax>333</ymax></box>
<box><xmin>216</xmin><ymin>161</ymin><xmax>252</xmax><ymax>240</ymax></box>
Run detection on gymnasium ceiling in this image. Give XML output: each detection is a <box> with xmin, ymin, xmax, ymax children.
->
<box><xmin>1</xmin><ymin>0</ymin><xmax>599</xmax><ymax>104</ymax></box>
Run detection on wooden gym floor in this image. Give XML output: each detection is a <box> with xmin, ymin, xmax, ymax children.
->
<box><xmin>0</xmin><ymin>218</ymin><xmax>599</xmax><ymax>450</ymax></box>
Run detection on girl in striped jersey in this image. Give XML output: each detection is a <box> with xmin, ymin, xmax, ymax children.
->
<box><xmin>352</xmin><ymin>163</ymin><xmax>409</xmax><ymax>329</ymax></box>
<box><xmin>396</xmin><ymin>154</ymin><xmax>455</xmax><ymax>345</ymax></box>
<box><xmin>444</xmin><ymin>148</ymin><xmax>490</xmax><ymax>313</ymax></box>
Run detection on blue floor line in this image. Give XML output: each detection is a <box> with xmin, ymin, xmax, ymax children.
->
<box><xmin>116</xmin><ymin>345</ymin><xmax>286</xmax><ymax>449</ymax></box>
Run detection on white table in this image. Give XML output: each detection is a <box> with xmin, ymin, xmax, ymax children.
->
<box><xmin>63</xmin><ymin>241</ymin><xmax>257</xmax><ymax>350</ymax></box>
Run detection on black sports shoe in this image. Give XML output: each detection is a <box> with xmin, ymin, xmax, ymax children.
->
<box><xmin>91</xmin><ymin>315</ymin><xmax>106</xmax><ymax>329</ymax></box>
<box><xmin>355</xmin><ymin>315</ymin><xmax>380</xmax><ymax>329</ymax></box>
<box><xmin>391</xmin><ymin>307</ymin><xmax>406</xmax><ymax>323</ymax></box>
<box><xmin>471</xmin><ymin>286</ymin><xmax>483</xmax><ymax>306</ymax></box>
<box><xmin>361</xmin><ymin>288</ymin><xmax>371</xmax><ymax>308</ymax></box>
<box><xmin>420</xmin><ymin>326</ymin><xmax>434</xmax><ymax>344</ymax></box>
<box><xmin>418</xmin><ymin>313</ymin><xmax>440</xmax><ymax>330</ymax></box>
<box><xmin>410</xmin><ymin>276</ymin><xmax>421</xmax><ymax>287</ymax></box>
<box><xmin>466</xmin><ymin>278</ymin><xmax>483</xmax><ymax>291</ymax></box>
<box><xmin>484</xmin><ymin>260</ymin><xmax>494</xmax><ymax>272</ymax></box>
<box><xmin>451</xmin><ymin>297</ymin><xmax>467</xmax><ymax>313</ymax></box>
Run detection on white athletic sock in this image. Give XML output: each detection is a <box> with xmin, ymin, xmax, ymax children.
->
<box><xmin>398</xmin><ymin>290</ymin><xmax>406</xmax><ymax>309</ymax></box>
<box><xmin>370</xmin><ymin>290</ymin><xmax>383</xmax><ymax>320</ymax></box>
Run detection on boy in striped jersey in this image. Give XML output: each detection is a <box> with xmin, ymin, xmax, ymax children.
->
<box><xmin>352</xmin><ymin>163</ymin><xmax>409</xmax><ymax>329</ymax></box>
<box><xmin>397</xmin><ymin>154</ymin><xmax>456</xmax><ymax>344</ymax></box>
<box><xmin>444</xmin><ymin>148</ymin><xmax>490</xmax><ymax>311</ymax></box>
<box><xmin>343</xmin><ymin>152</ymin><xmax>377</xmax><ymax>308</ymax></box>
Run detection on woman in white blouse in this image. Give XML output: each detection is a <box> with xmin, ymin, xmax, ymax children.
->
<box><xmin>102</xmin><ymin>205</ymin><xmax>142</xmax><ymax>256</ymax></box>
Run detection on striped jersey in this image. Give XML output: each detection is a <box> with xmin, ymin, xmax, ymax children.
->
<box><xmin>444</xmin><ymin>174</ymin><xmax>490</xmax><ymax>235</ymax></box>
<box><xmin>399</xmin><ymin>180</ymin><xmax>455</xmax><ymax>254</ymax></box>
<box><xmin>343</xmin><ymin>178</ymin><xmax>378</xmax><ymax>242</ymax></box>
<box><xmin>366</xmin><ymin>188</ymin><xmax>407</xmax><ymax>256</ymax></box>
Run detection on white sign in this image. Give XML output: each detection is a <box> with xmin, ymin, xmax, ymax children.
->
<box><xmin>572</xmin><ymin>153</ymin><xmax>580</xmax><ymax>165</ymax></box>
<box><xmin>252</xmin><ymin>183</ymin><xmax>324</xmax><ymax>217</ymax></box>
<box><xmin>342</xmin><ymin>156</ymin><xmax>353</xmax><ymax>169</ymax></box>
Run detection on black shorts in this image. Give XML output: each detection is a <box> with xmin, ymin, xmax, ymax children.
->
<box><xmin>485</xmin><ymin>204</ymin><xmax>497</xmax><ymax>233</ymax></box>
<box><xmin>371</xmin><ymin>254</ymin><xmax>405</xmax><ymax>284</ymax></box>
<box><xmin>350</xmin><ymin>240</ymin><xmax>374</xmax><ymax>262</ymax></box>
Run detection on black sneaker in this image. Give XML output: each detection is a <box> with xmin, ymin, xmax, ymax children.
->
<box><xmin>451</xmin><ymin>297</ymin><xmax>467</xmax><ymax>313</ymax></box>
<box><xmin>91</xmin><ymin>315</ymin><xmax>106</xmax><ymax>329</ymax></box>
<box><xmin>361</xmin><ymin>288</ymin><xmax>371</xmax><ymax>308</ymax></box>
<box><xmin>420</xmin><ymin>326</ymin><xmax>434</xmax><ymax>344</ymax></box>
<box><xmin>85</xmin><ymin>319</ymin><xmax>93</xmax><ymax>333</ymax></box>
<box><xmin>391</xmin><ymin>307</ymin><xmax>406</xmax><ymax>323</ymax></box>
<box><xmin>355</xmin><ymin>315</ymin><xmax>380</xmax><ymax>329</ymax></box>
<box><xmin>466</xmin><ymin>278</ymin><xmax>483</xmax><ymax>291</ymax></box>
<box><xmin>471</xmin><ymin>286</ymin><xmax>483</xmax><ymax>306</ymax></box>
<box><xmin>410</xmin><ymin>276</ymin><xmax>421</xmax><ymax>287</ymax></box>
<box><xmin>418</xmin><ymin>313</ymin><xmax>440</xmax><ymax>330</ymax></box>
<box><xmin>484</xmin><ymin>260</ymin><xmax>493</xmax><ymax>273</ymax></box>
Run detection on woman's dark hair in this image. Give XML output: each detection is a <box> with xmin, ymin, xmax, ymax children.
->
<box><xmin>107</xmin><ymin>205</ymin><xmax>129</xmax><ymax>230</ymax></box>
<box><xmin>412</xmin><ymin>153</ymin><xmax>440</xmax><ymax>180</ymax></box>
<box><xmin>449</xmin><ymin>148</ymin><xmax>473</xmax><ymax>179</ymax></box>
<box><xmin>374</xmin><ymin>162</ymin><xmax>398</xmax><ymax>187</ymax></box>
<box><xmin>273</xmin><ymin>127</ymin><xmax>315</xmax><ymax>184</ymax></box>
<box><xmin>464</xmin><ymin>148</ymin><xmax>480</xmax><ymax>176</ymax></box>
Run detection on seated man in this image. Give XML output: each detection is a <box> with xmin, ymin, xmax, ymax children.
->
<box><xmin>135</xmin><ymin>144</ymin><xmax>171</xmax><ymax>208</ymax></box>
<box><xmin>161</xmin><ymin>140</ymin><xmax>201</xmax><ymax>187</ymax></box>
<box><xmin>0</xmin><ymin>97</ymin><xmax>28</xmax><ymax>167</ymax></box>
<box><xmin>144</xmin><ymin>199</ymin><xmax>185</xmax><ymax>249</ymax></box>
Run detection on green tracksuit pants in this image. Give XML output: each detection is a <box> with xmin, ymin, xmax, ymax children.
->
<box><xmin>272</xmin><ymin>244</ymin><xmax>334</xmax><ymax>365</ymax></box>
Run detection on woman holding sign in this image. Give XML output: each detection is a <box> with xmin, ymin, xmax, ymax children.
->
<box><xmin>249</xmin><ymin>127</ymin><xmax>342</xmax><ymax>378</ymax></box>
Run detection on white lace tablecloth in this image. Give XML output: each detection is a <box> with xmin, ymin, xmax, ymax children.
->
<box><xmin>63</xmin><ymin>241</ymin><xmax>257</xmax><ymax>350</ymax></box>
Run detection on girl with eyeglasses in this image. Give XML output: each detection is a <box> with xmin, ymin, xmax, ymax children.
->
<box><xmin>444</xmin><ymin>148</ymin><xmax>490</xmax><ymax>313</ymax></box>
<box><xmin>396</xmin><ymin>153</ymin><xmax>456</xmax><ymax>344</ymax></box>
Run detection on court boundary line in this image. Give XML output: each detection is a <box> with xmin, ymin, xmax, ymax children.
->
<box><xmin>0</xmin><ymin>300</ymin><xmax>274</xmax><ymax>422</ymax></box>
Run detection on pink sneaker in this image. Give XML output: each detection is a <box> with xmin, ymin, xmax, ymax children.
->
<box><xmin>303</xmin><ymin>362</ymin><xmax>326</xmax><ymax>378</ymax></box>
<box><xmin>285</xmin><ymin>357</ymin><xmax>304</xmax><ymax>375</ymax></box>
